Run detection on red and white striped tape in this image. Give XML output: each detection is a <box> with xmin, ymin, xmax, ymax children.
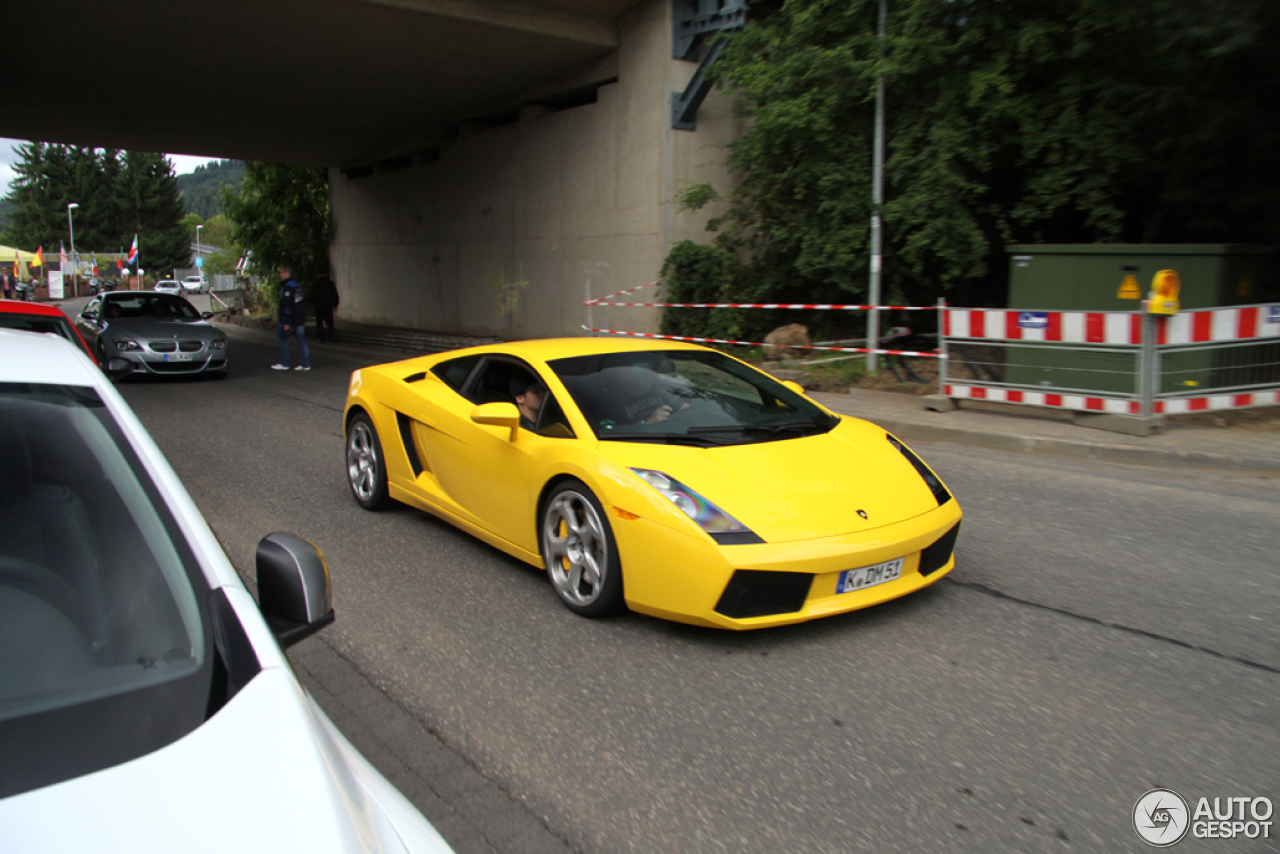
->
<box><xmin>945</xmin><ymin>384</ymin><xmax>1143</xmax><ymax>415</ymax></box>
<box><xmin>581</xmin><ymin>326</ymin><xmax>944</xmax><ymax>358</ymax></box>
<box><xmin>585</xmin><ymin>281</ymin><xmax>935</xmax><ymax>311</ymax></box>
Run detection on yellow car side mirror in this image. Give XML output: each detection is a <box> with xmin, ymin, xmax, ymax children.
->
<box><xmin>781</xmin><ymin>380</ymin><xmax>805</xmax><ymax>395</ymax></box>
<box><xmin>471</xmin><ymin>401</ymin><xmax>521</xmax><ymax>440</ymax></box>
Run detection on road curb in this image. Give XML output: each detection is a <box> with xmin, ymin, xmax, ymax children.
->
<box><xmin>873</xmin><ymin>417</ymin><xmax>1280</xmax><ymax>473</ymax></box>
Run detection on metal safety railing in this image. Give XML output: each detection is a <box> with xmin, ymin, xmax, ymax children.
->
<box><xmin>941</xmin><ymin>304</ymin><xmax>1280</xmax><ymax>417</ymax></box>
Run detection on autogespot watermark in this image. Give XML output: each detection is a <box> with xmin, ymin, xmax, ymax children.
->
<box><xmin>1133</xmin><ymin>788</ymin><xmax>1274</xmax><ymax>846</ymax></box>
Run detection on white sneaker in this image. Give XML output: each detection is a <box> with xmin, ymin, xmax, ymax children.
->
<box><xmin>270</xmin><ymin>364</ymin><xmax>290</xmax><ymax>370</ymax></box>
<box><xmin>295</xmin><ymin>365</ymin><xmax>311</xmax><ymax>371</ymax></box>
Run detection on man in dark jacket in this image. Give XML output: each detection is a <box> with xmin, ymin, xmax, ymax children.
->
<box><xmin>311</xmin><ymin>271</ymin><xmax>339</xmax><ymax>341</ymax></box>
<box><xmin>271</xmin><ymin>265</ymin><xmax>311</xmax><ymax>371</ymax></box>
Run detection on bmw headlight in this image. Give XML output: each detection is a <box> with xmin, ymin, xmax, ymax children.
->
<box><xmin>630</xmin><ymin>469</ymin><xmax>762</xmax><ymax>544</ymax></box>
<box><xmin>113</xmin><ymin>338</ymin><xmax>141</xmax><ymax>351</ymax></box>
<box><xmin>209</xmin><ymin>338</ymin><xmax>227</xmax><ymax>350</ymax></box>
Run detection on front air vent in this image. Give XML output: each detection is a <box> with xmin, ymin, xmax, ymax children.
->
<box><xmin>715</xmin><ymin>570</ymin><xmax>813</xmax><ymax>619</ymax></box>
<box><xmin>919</xmin><ymin>523</ymin><xmax>961</xmax><ymax>576</ymax></box>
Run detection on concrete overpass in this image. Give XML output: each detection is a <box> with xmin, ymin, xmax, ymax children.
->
<box><xmin>6</xmin><ymin>0</ymin><xmax>744</xmax><ymax>339</ymax></box>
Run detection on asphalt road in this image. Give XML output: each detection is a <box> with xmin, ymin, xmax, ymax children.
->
<box><xmin>118</xmin><ymin>325</ymin><xmax>1279</xmax><ymax>854</ymax></box>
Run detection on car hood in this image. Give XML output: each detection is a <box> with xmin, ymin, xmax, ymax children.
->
<box><xmin>600</xmin><ymin>416</ymin><xmax>942</xmax><ymax>543</ymax></box>
<box><xmin>0</xmin><ymin>668</ymin><xmax>453</xmax><ymax>854</ymax></box>
<box><xmin>111</xmin><ymin>317</ymin><xmax>218</xmax><ymax>338</ymax></box>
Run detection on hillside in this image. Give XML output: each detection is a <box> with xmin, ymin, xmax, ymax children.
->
<box><xmin>178</xmin><ymin>159</ymin><xmax>244</xmax><ymax>219</ymax></box>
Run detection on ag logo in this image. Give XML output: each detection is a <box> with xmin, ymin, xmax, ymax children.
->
<box><xmin>1134</xmin><ymin>788</ymin><xmax>1190</xmax><ymax>847</ymax></box>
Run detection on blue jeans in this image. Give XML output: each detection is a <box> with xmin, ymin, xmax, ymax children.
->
<box><xmin>277</xmin><ymin>323</ymin><xmax>310</xmax><ymax>368</ymax></box>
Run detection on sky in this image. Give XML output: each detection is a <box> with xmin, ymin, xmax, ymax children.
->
<box><xmin>0</xmin><ymin>137</ymin><xmax>220</xmax><ymax>194</ymax></box>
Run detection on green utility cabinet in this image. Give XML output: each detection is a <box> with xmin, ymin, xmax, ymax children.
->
<box><xmin>1006</xmin><ymin>244</ymin><xmax>1276</xmax><ymax>311</ymax></box>
<box><xmin>998</xmin><ymin>245</ymin><xmax>1276</xmax><ymax>397</ymax></box>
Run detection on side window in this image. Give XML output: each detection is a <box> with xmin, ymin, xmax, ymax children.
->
<box><xmin>464</xmin><ymin>358</ymin><xmax>575</xmax><ymax>438</ymax></box>
<box><xmin>84</xmin><ymin>297</ymin><xmax>101</xmax><ymax>317</ymax></box>
<box><xmin>431</xmin><ymin>354</ymin><xmax>481</xmax><ymax>392</ymax></box>
<box><xmin>535</xmin><ymin>393</ymin><xmax>575</xmax><ymax>439</ymax></box>
<box><xmin>467</xmin><ymin>359</ymin><xmax>535</xmax><ymax>406</ymax></box>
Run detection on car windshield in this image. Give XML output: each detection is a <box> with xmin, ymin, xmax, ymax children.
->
<box><xmin>0</xmin><ymin>383</ymin><xmax>216</xmax><ymax>797</ymax></box>
<box><xmin>104</xmin><ymin>293</ymin><xmax>200</xmax><ymax>319</ymax></box>
<box><xmin>549</xmin><ymin>349</ymin><xmax>838</xmax><ymax>444</ymax></box>
<box><xmin>0</xmin><ymin>314</ymin><xmax>82</xmax><ymax>349</ymax></box>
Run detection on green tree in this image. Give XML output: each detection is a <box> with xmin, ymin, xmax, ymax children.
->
<box><xmin>679</xmin><ymin>0</ymin><xmax>1280</xmax><ymax>315</ymax></box>
<box><xmin>120</xmin><ymin>151</ymin><xmax>190</xmax><ymax>274</ymax></box>
<box><xmin>199</xmin><ymin>214</ymin><xmax>235</xmax><ymax>249</ymax></box>
<box><xmin>4</xmin><ymin>143</ymin><xmax>192</xmax><ymax>274</ymax></box>
<box><xmin>177</xmin><ymin>159</ymin><xmax>245</xmax><ymax>219</ymax></box>
<box><xmin>221</xmin><ymin>163</ymin><xmax>330</xmax><ymax>284</ymax></box>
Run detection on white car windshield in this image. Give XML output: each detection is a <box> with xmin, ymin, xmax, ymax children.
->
<box><xmin>549</xmin><ymin>349</ymin><xmax>838</xmax><ymax>444</ymax></box>
<box><xmin>0</xmin><ymin>383</ymin><xmax>226</xmax><ymax>798</ymax></box>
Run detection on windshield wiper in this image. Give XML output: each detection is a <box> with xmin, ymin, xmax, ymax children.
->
<box><xmin>688</xmin><ymin>418</ymin><xmax>832</xmax><ymax>436</ymax></box>
<box><xmin>599</xmin><ymin>431</ymin><xmax>730</xmax><ymax>446</ymax></box>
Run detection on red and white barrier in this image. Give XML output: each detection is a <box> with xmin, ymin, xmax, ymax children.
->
<box><xmin>1157</xmin><ymin>391</ymin><xmax>1280</xmax><ymax>414</ymax></box>
<box><xmin>944</xmin><ymin>308</ymin><xmax>1145</xmax><ymax>345</ymax></box>
<box><xmin>944</xmin><ymin>384</ymin><xmax>1143</xmax><ymax>415</ymax></box>
<box><xmin>1159</xmin><ymin>305</ymin><xmax>1280</xmax><ymax>345</ymax></box>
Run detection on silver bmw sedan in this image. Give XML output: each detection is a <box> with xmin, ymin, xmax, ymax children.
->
<box><xmin>76</xmin><ymin>291</ymin><xmax>229</xmax><ymax>378</ymax></box>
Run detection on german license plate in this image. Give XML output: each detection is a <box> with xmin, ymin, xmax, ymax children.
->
<box><xmin>836</xmin><ymin>557</ymin><xmax>904</xmax><ymax>594</ymax></box>
<box><xmin>163</xmin><ymin>352</ymin><xmax>194</xmax><ymax>362</ymax></box>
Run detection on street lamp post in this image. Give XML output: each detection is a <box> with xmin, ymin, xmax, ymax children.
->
<box><xmin>67</xmin><ymin>202</ymin><xmax>80</xmax><ymax>297</ymax></box>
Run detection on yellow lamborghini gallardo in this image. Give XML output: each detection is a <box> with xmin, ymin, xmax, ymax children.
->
<box><xmin>343</xmin><ymin>338</ymin><xmax>960</xmax><ymax>629</ymax></box>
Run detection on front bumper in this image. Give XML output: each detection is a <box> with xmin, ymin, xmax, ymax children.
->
<box><xmin>615</xmin><ymin>500</ymin><xmax>963</xmax><ymax>629</ymax></box>
<box><xmin>114</xmin><ymin>349</ymin><xmax>227</xmax><ymax>375</ymax></box>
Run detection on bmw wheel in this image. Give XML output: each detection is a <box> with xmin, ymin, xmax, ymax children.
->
<box><xmin>540</xmin><ymin>480</ymin><xmax>624</xmax><ymax>617</ymax></box>
<box><xmin>346</xmin><ymin>413</ymin><xmax>390</xmax><ymax>510</ymax></box>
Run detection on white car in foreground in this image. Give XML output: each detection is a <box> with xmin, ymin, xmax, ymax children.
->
<box><xmin>0</xmin><ymin>330</ymin><xmax>454</xmax><ymax>853</ymax></box>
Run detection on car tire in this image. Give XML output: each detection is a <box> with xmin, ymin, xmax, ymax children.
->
<box><xmin>346</xmin><ymin>413</ymin><xmax>391</xmax><ymax>511</ymax></box>
<box><xmin>540</xmin><ymin>479</ymin><xmax>625</xmax><ymax>617</ymax></box>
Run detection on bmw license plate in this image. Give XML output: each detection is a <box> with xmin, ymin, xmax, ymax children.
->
<box><xmin>836</xmin><ymin>557</ymin><xmax>904</xmax><ymax>594</ymax></box>
<box><xmin>163</xmin><ymin>353</ymin><xmax>194</xmax><ymax>362</ymax></box>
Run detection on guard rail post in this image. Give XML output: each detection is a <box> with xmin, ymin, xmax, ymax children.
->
<box><xmin>937</xmin><ymin>298</ymin><xmax>948</xmax><ymax>398</ymax></box>
<box><xmin>1139</xmin><ymin>309</ymin><xmax>1159</xmax><ymax>419</ymax></box>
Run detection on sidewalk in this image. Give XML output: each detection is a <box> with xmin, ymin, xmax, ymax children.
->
<box><xmin>221</xmin><ymin>313</ymin><xmax>1280</xmax><ymax>474</ymax></box>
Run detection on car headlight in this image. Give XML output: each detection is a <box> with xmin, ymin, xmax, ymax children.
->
<box><xmin>886</xmin><ymin>433</ymin><xmax>951</xmax><ymax>505</ymax></box>
<box><xmin>630</xmin><ymin>468</ymin><xmax>761</xmax><ymax>544</ymax></box>
<box><xmin>112</xmin><ymin>338</ymin><xmax>141</xmax><ymax>351</ymax></box>
<box><xmin>209</xmin><ymin>338</ymin><xmax>227</xmax><ymax>350</ymax></box>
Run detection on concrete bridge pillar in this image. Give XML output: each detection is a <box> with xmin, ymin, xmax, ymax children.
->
<box><xmin>329</xmin><ymin>0</ymin><xmax>739</xmax><ymax>340</ymax></box>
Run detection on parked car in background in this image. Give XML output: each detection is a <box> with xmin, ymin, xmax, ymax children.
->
<box><xmin>154</xmin><ymin>279</ymin><xmax>183</xmax><ymax>295</ymax></box>
<box><xmin>182</xmin><ymin>275</ymin><xmax>206</xmax><ymax>294</ymax></box>
<box><xmin>0</xmin><ymin>329</ymin><xmax>455</xmax><ymax>853</ymax></box>
<box><xmin>75</xmin><ymin>291</ymin><xmax>228</xmax><ymax>379</ymax></box>
<box><xmin>0</xmin><ymin>299</ymin><xmax>96</xmax><ymax>363</ymax></box>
